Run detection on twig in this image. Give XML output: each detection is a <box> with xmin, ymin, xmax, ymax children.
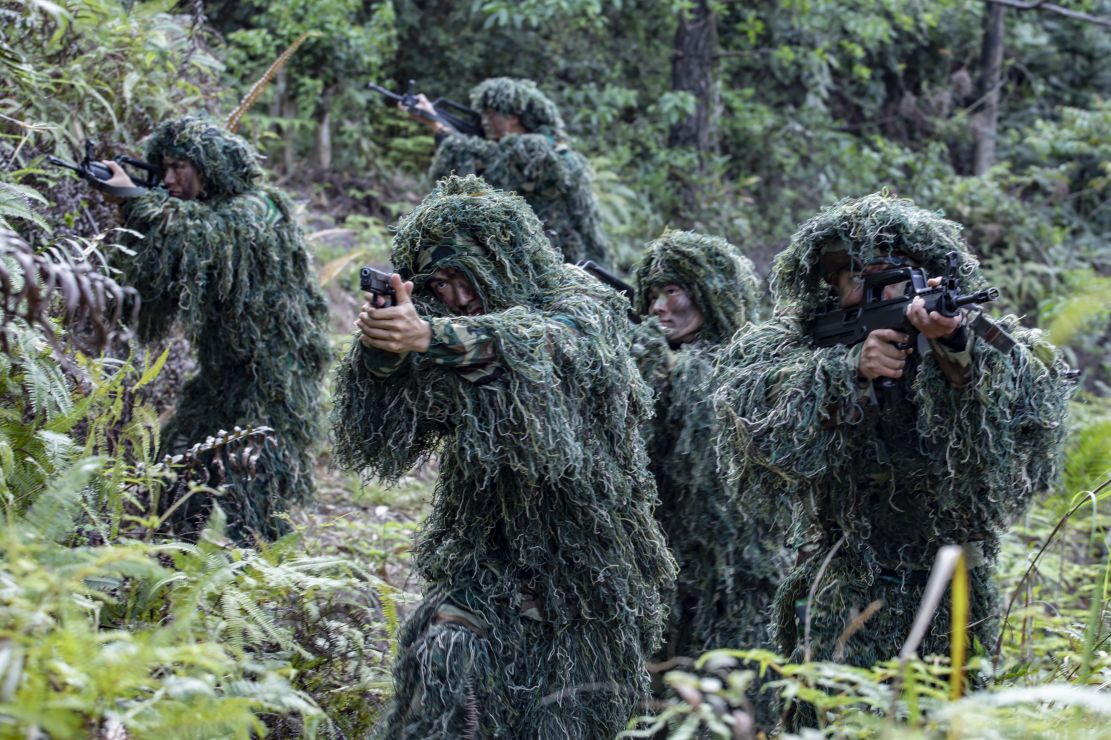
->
<box><xmin>983</xmin><ymin>0</ymin><xmax>1111</xmax><ymax>28</ymax></box>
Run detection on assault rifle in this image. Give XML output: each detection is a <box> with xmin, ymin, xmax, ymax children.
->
<box><xmin>576</xmin><ymin>260</ymin><xmax>640</xmax><ymax>324</ymax></box>
<box><xmin>360</xmin><ymin>265</ymin><xmax>396</xmax><ymax>307</ymax></box>
<box><xmin>811</xmin><ymin>251</ymin><xmax>1016</xmax><ymax>401</ymax></box>
<box><xmin>368</xmin><ymin>80</ymin><xmax>484</xmax><ymax>138</ymax></box>
<box><xmin>47</xmin><ymin>141</ymin><xmax>161</xmax><ymax>199</ymax></box>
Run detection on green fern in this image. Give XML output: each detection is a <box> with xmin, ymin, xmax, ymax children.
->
<box><xmin>1061</xmin><ymin>414</ymin><xmax>1111</xmax><ymax>497</ymax></box>
<box><xmin>0</xmin><ymin>182</ymin><xmax>49</xmax><ymax>233</ymax></box>
<box><xmin>1041</xmin><ymin>269</ymin><xmax>1111</xmax><ymax>349</ymax></box>
<box><xmin>377</xmin><ymin>581</ymin><xmax>401</xmax><ymax>658</ymax></box>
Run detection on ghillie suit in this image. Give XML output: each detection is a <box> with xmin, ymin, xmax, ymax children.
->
<box><xmin>116</xmin><ymin>116</ymin><xmax>330</xmax><ymax>544</ymax></box>
<box><xmin>429</xmin><ymin>77</ymin><xmax>611</xmax><ymax>266</ymax></box>
<box><xmin>632</xmin><ymin>231</ymin><xmax>784</xmax><ymax>651</ymax></box>
<box><xmin>332</xmin><ymin>175</ymin><xmax>675</xmax><ymax>738</ymax></box>
<box><xmin>712</xmin><ymin>194</ymin><xmax>1076</xmax><ymax>710</ymax></box>
<box><xmin>631</xmin><ymin>231</ymin><xmax>786</xmax><ymax>725</ymax></box>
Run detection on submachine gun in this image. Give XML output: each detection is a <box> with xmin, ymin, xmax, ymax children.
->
<box><xmin>368</xmin><ymin>80</ymin><xmax>484</xmax><ymax>138</ymax></box>
<box><xmin>811</xmin><ymin>251</ymin><xmax>1016</xmax><ymax>402</ymax></box>
<box><xmin>47</xmin><ymin>141</ymin><xmax>161</xmax><ymax>199</ymax></box>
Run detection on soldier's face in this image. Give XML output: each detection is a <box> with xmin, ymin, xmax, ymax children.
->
<box><xmin>429</xmin><ymin>267</ymin><xmax>483</xmax><ymax>316</ymax></box>
<box><xmin>649</xmin><ymin>283</ymin><xmax>703</xmax><ymax>345</ymax></box>
<box><xmin>832</xmin><ymin>263</ymin><xmax>908</xmax><ymax>308</ymax></box>
<box><xmin>481</xmin><ymin>110</ymin><xmax>525</xmax><ymax>140</ymax></box>
<box><xmin>163</xmin><ymin>156</ymin><xmax>205</xmax><ymax>200</ymax></box>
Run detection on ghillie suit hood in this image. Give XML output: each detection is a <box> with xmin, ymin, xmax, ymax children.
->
<box><xmin>429</xmin><ymin>80</ymin><xmax>609</xmax><ymax>265</ymax></box>
<box><xmin>117</xmin><ymin>116</ymin><xmax>330</xmax><ymax>543</ymax></box>
<box><xmin>712</xmin><ymin>193</ymin><xmax>1076</xmax><ymax>682</ymax></box>
<box><xmin>332</xmin><ymin>175</ymin><xmax>675</xmax><ymax>738</ymax></box>
<box><xmin>470</xmin><ymin>77</ymin><xmax>567</xmax><ymax>139</ymax></box>
<box><xmin>630</xmin><ymin>231</ymin><xmax>784</xmax><ymax>725</ymax></box>
<box><xmin>634</xmin><ymin>229</ymin><xmax>763</xmax><ymax>343</ymax></box>
<box><xmin>144</xmin><ymin>115</ymin><xmax>262</xmax><ymax>200</ymax></box>
<box><xmin>772</xmin><ymin>191</ymin><xmax>988</xmax><ymax>324</ymax></box>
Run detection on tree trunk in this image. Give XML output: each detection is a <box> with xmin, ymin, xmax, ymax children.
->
<box><xmin>315</xmin><ymin>86</ymin><xmax>335</xmax><ymax>171</ymax></box>
<box><xmin>668</xmin><ymin>0</ymin><xmax>720</xmax><ymax>219</ymax></box>
<box><xmin>973</xmin><ymin>2</ymin><xmax>1005</xmax><ymax>176</ymax></box>
<box><xmin>668</xmin><ymin>0</ymin><xmax>719</xmax><ymax>155</ymax></box>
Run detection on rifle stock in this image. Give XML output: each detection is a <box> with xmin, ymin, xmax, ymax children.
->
<box><xmin>576</xmin><ymin>260</ymin><xmax>640</xmax><ymax>324</ymax></box>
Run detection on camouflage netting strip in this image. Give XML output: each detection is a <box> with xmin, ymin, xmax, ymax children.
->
<box><xmin>332</xmin><ymin>175</ymin><xmax>675</xmax><ymax>738</ymax></box>
<box><xmin>711</xmin><ymin>192</ymin><xmax>1076</xmax><ymax>672</ymax></box>
<box><xmin>469</xmin><ymin>77</ymin><xmax>567</xmax><ymax>139</ymax></box>
<box><xmin>117</xmin><ymin>116</ymin><xmax>329</xmax><ymax>543</ymax></box>
<box><xmin>430</xmin><ymin>132</ymin><xmax>610</xmax><ymax>265</ymax></box>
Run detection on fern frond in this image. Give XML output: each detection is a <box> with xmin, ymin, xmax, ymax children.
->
<box><xmin>0</xmin><ymin>228</ymin><xmax>139</xmax><ymax>356</ymax></box>
<box><xmin>1062</xmin><ymin>418</ymin><xmax>1111</xmax><ymax>497</ymax></box>
<box><xmin>376</xmin><ymin>582</ymin><xmax>401</xmax><ymax>657</ymax></box>
<box><xmin>0</xmin><ymin>181</ymin><xmax>50</xmax><ymax>233</ymax></box>
<box><xmin>225</xmin><ymin>31</ymin><xmax>314</xmax><ymax>133</ymax></box>
<box><xmin>19</xmin><ymin>456</ymin><xmax>105</xmax><ymax>543</ymax></box>
<box><xmin>1042</xmin><ymin>270</ymin><xmax>1111</xmax><ymax>348</ymax></box>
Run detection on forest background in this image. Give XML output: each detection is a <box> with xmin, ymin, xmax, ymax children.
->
<box><xmin>1</xmin><ymin>0</ymin><xmax>1111</xmax><ymax>737</ymax></box>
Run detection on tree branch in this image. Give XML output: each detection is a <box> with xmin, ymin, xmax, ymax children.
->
<box><xmin>983</xmin><ymin>0</ymin><xmax>1111</xmax><ymax>28</ymax></box>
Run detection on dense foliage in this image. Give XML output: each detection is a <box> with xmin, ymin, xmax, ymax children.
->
<box><xmin>0</xmin><ymin>0</ymin><xmax>1109</xmax><ymax>736</ymax></box>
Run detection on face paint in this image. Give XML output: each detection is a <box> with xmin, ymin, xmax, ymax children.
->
<box><xmin>648</xmin><ymin>283</ymin><xmax>704</xmax><ymax>345</ymax></box>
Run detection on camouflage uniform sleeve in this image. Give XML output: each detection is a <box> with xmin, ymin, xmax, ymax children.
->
<box><xmin>353</xmin><ymin>317</ymin><xmax>501</xmax><ymax>381</ymax></box>
<box><xmin>421</xmin><ymin>317</ymin><xmax>502</xmax><ymax>385</ymax></box>
<box><xmin>928</xmin><ymin>326</ymin><xmax>974</xmax><ymax>388</ymax></box>
<box><xmin>356</xmin><ymin>343</ymin><xmax>410</xmax><ymax>378</ymax></box>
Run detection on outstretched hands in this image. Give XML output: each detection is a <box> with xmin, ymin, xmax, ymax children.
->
<box><xmin>357</xmin><ymin>273</ymin><xmax>432</xmax><ymax>355</ymax></box>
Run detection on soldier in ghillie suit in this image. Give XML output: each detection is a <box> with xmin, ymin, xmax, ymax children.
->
<box><xmin>332</xmin><ymin>175</ymin><xmax>675</xmax><ymax>738</ymax></box>
<box><xmin>712</xmin><ymin>194</ymin><xmax>1075</xmax><ymax>714</ymax></box>
<box><xmin>102</xmin><ymin>116</ymin><xmax>330</xmax><ymax>543</ymax></box>
<box><xmin>631</xmin><ymin>231</ymin><xmax>787</xmax><ymax>660</ymax></box>
<box><xmin>406</xmin><ymin>77</ymin><xmax>611</xmax><ymax>266</ymax></box>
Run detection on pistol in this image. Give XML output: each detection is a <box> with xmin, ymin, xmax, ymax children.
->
<box><xmin>360</xmin><ymin>266</ymin><xmax>395</xmax><ymax>307</ymax></box>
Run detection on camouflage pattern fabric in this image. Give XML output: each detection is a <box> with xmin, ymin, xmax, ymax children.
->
<box><xmin>429</xmin><ymin>78</ymin><xmax>611</xmax><ymax>265</ymax></box>
<box><xmin>711</xmin><ymin>194</ymin><xmax>1076</xmax><ymax>724</ymax></box>
<box><xmin>116</xmin><ymin>116</ymin><xmax>330</xmax><ymax>544</ymax></box>
<box><xmin>361</xmin><ymin>317</ymin><xmax>501</xmax><ymax>385</ymax></box>
<box><xmin>332</xmin><ymin>175</ymin><xmax>675</xmax><ymax>738</ymax></box>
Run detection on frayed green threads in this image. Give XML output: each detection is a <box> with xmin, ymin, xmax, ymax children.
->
<box><xmin>117</xmin><ymin>117</ymin><xmax>329</xmax><ymax>543</ymax></box>
<box><xmin>712</xmin><ymin>194</ymin><xmax>1076</xmax><ymax>681</ymax></box>
<box><xmin>430</xmin><ymin>81</ymin><xmax>610</xmax><ymax>265</ymax></box>
<box><xmin>333</xmin><ymin>175</ymin><xmax>675</xmax><ymax>738</ymax></box>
